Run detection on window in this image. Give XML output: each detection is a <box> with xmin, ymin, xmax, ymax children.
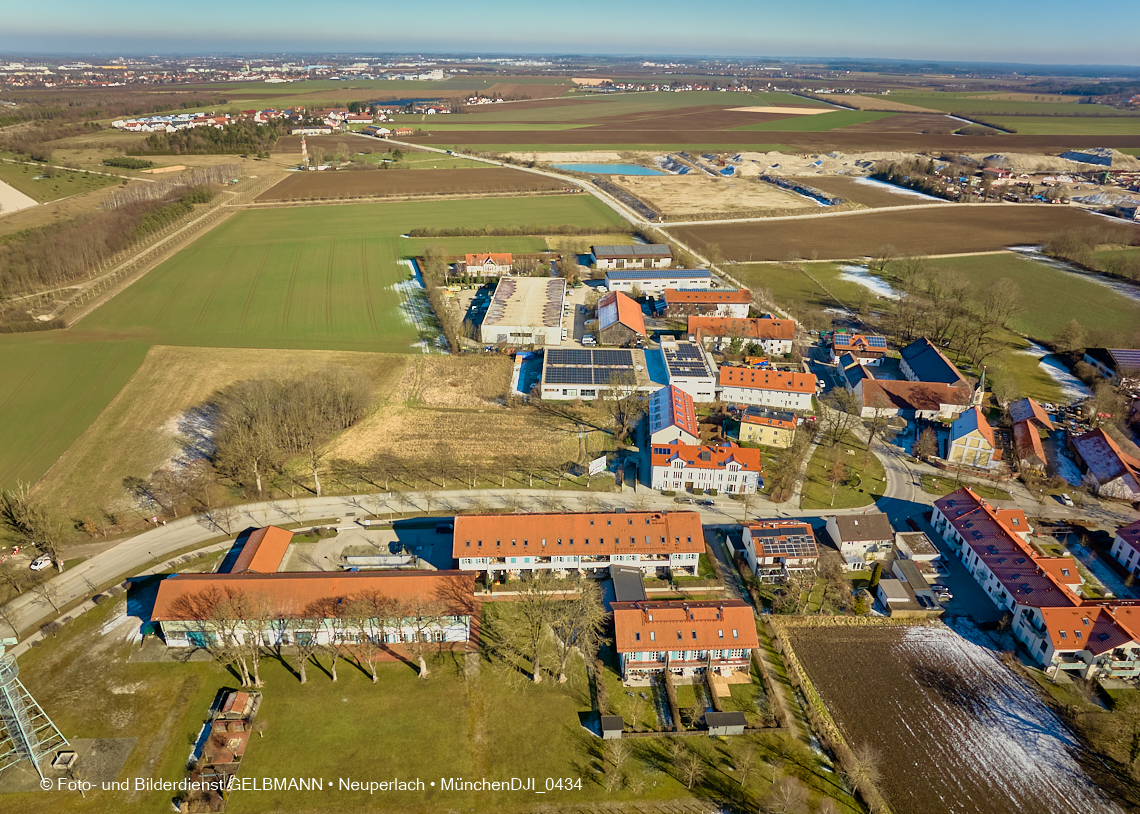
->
<box><xmin>635</xmin><ymin>632</ymin><xmax>640</xmax><ymax>642</ymax></box>
<box><xmin>649</xmin><ymin>631</ymin><xmax>655</xmax><ymax>641</ymax></box>
<box><xmin>691</xmin><ymin>631</ymin><xmax>697</xmax><ymax>640</ymax></box>
<box><xmin>732</xmin><ymin>629</ymin><xmax>738</xmax><ymax>639</ymax></box>
<box><xmin>1060</xmin><ymin>631</ymin><xmax>1067</xmax><ymax>639</ymax></box>
<box><xmin>677</xmin><ymin>631</ymin><xmax>683</xmax><ymax>640</ymax></box>
<box><xmin>1075</xmin><ymin>630</ymin><xmax>1082</xmax><ymax>639</ymax></box>
<box><xmin>718</xmin><ymin>629</ymin><xmax>724</xmax><ymax>639</ymax></box>
<box><xmin>1082</xmin><ymin>617</ymin><xmax>1089</xmax><ymax>626</ymax></box>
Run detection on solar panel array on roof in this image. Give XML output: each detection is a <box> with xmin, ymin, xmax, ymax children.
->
<box><xmin>866</xmin><ymin>336</ymin><xmax>888</xmax><ymax>348</ymax></box>
<box><xmin>1109</xmin><ymin>348</ymin><xmax>1140</xmax><ymax>370</ymax></box>
<box><xmin>605</xmin><ymin>269</ymin><xmax>711</xmax><ymax>281</ymax></box>
<box><xmin>544</xmin><ymin>348</ymin><xmax>638</xmax><ymax>387</ymax></box>
<box><xmin>662</xmin><ymin>342</ymin><xmax>713</xmax><ymax>380</ymax></box>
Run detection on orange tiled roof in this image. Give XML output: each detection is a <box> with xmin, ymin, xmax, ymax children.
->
<box><xmin>152</xmin><ymin>571</ymin><xmax>475</xmax><ymax>621</ymax></box>
<box><xmin>741</xmin><ymin>411</ymin><xmax>796</xmax><ymax>430</ymax></box>
<box><xmin>688</xmin><ymin>316</ymin><xmax>794</xmax><ymax>341</ymax></box>
<box><xmin>860</xmin><ymin>379</ymin><xmax>970</xmax><ymax>411</ymax></box>
<box><xmin>453</xmin><ymin>511</ymin><xmax>705</xmax><ymax>558</ymax></box>
<box><xmin>1009</xmin><ymin>397</ymin><xmax>1054</xmax><ymax>430</ymax></box>
<box><xmin>599</xmin><ymin>291</ymin><xmax>647</xmax><ymax>336</ymax></box>
<box><xmin>652</xmin><ymin>385</ymin><xmax>700</xmax><ymax>439</ymax></box>
<box><xmin>228</xmin><ymin>526</ymin><xmax>294</xmax><ymax>574</ymax></box>
<box><xmin>612</xmin><ymin>600</ymin><xmax>758</xmax><ymax>653</ymax></box>
<box><xmin>651</xmin><ymin>441</ymin><xmax>763</xmax><ymax>472</ymax></box>
<box><xmin>465</xmin><ymin>253</ymin><xmax>512</xmax><ymax>266</ymax></box>
<box><xmin>1013</xmin><ymin>420</ymin><xmax>1047</xmax><ymax>464</ymax></box>
<box><xmin>1039</xmin><ymin>606</ymin><xmax>1137</xmax><ymax>655</ymax></box>
<box><xmin>664</xmin><ymin>289</ymin><xmax>751</xmax><ymax>305</ymax></box>
<box><xmin>719</xmin><ymin>366</ymin><xmax>817</xmax><ymax>395</ymax></box>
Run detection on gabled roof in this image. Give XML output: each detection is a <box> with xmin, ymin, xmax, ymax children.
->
<box><xmin>900</xmin><ymin>337</ymin><xmax>968</xmax><ymax>387</ymax></box>
<box><xmin>598</xmin><ymin>291</ymin><xmax>647</xmax><ymax>336</ymax></box>
<box><xmin>664</xmin><ymin>289</ymin><xmax>751</xmax><ymax>305</ymax></box>
<box><xmin>746</xmin><ymin>522</ymin><xmax>818</xmax><ymax>560</ymax></box>
<box><xmin>227</xmin><ymin>526</ymin><xmax>293</xmax><ymax>574</ymax></box>
<box><xmin>1013</xmin><ymin>420</ymin><xmax>1047</xmax><ymax>465</ymax></box>
<box><xmin>1008</xmin><ymin>397</ymin><xmax>1054</xmax><ymax>430</ymax></box>
<box><xmin>1072</xmin><ymin>429</ymin><xmax>1140</xmax><ymax>489</ymax></box>
<box><xmin>860</xmin><ymin>379</ymin><xmax>970</xmax><ymax>412</ymax></box>
<box><xmin>1116</xmin><ymin>519</ymin><xmax>1140</xmax><ymax>555</ymax></box>
<box><xmin>688</xmin><ymin>316</ymin><xmax>794</xmax><ymax>341</ymax></box>
<box><xmin>651</xmin><ymin>441</ymin><xmax>762</xmax><ymax>473</ymax></box>
<box><xmin>833</xmin><ymin>334</ymin><xmax>888</xmax><ymax>354</ymax></box>
<box><xmin>454</xmin><ymin>511</ymin><xmax>706</xmax><ymax>558</ymax></box>
<box><xmin>152</xmin><ymin>570</ymin><xmax>476</xmax><ymax>621</ymax></box>
<box><xmin>952</xmin><ymin>407</ymin><xmax>996</xmax><ymax>448</ymax></box>
<box><xmin>604</xmin><ymin>268</ymin><xmax>709</xmax><ymax>282</ymax></box>
<box><xmin>649</xmin><ymin>385</ymin><xmax>699</xmax><ymax>440</ymax></box>
<box><xmin>740</xmin><ymin>407</ymin><xmax>796</xmax><ymax>430</ymax></box>
<box><xmin>465</xmin><ymin>253</ymin><xmax>512</xmax><ymax>266</ymax></box>
<box><xmin>592</xmin><ymin>244</ymin><xmax>672</xmax><ymax>259</ymax></box>
<box><xmin>1039</xmin><ymin>606</ymin><xmax>1139</xmax><ymax>655</ymax></box>
<box><xmin>611</xmin><ymin>599</ymin><xmax>758</xmax><ymax>653</ymax></box>
<box><xmin>829</xmin><ymin>513</ymin><xmax>894</xmax><ymax>543</ymax></box>
<box><xmin>719</xmin><ymin>366</ymin><xmax>817</xmax><ymax>395</ymax></box>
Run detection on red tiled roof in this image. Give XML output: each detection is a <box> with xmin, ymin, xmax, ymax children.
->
<box><xmin>465</xmin><ymin>253</ymin><xmax>512</xmax><ymax>266</ymax></box>
<box><xmin>228</xmin><ymin>526</ymin><xmax>293</xmax><ymax>574</ymax></box>
<box><xmin>1008</xmin><ymin>397</ymin><xmax>1054</xmax><ymax>430</ymax></box>
<box><xmin>612</xmin><ymin>600</ymin><xmax>758</xmax><ymax>653</ymax></box>
<box><xmin>453</xmin><ymin>511</ymin><xmax>705</xmax><ymax>558</ymax></box>
<box><xmin>1039</xmin><ymin>606</ymin><xmax>1136</xmax><ymax>655</ymax></box>
<box><xmin>651</xmin><ymin>385</ymin><xmax>699</xmax><ymax>439</ymax></box>
<box><xmin>956</xmin><ymin>407</ymin><xmax>996</xmax><ymax>448</ymax></box>
<box><xmin>860</xmin><ymin>379</ymin><xmax>970</xmax><ymax>411</ymax></box>
<box><xmin>719</xmin><ymin>366</ymin><xmax>817</xmax><ymax>395</ymax></box>
<box><xmin>688</xmin><ymin>316</ymin><xmax>794</xmax><ymax>341</ymax></box>
<box><xmin>651</xmin><ymin>441</ymin><xmax>763</xmax><ymax>472</ymax></box>
<box><xmin>152</xmin><ymin>571</ymin><xmax>475</xmax><ymax>621</ymax></box>
<box><xmin>1013</xmin><ymin>420</ymin><xmax>1047</xmax><ymax>465</ymax></box>
<box><xmin>741</xmin><ymin>411</ymin><xmax>796</xmax><ymax>430</ymax></box>
<box><xmin>598</xmin><ymin>291</ymin><xmax>646</xmax><ymax>336</ymax></box>
<box><xmin>664</xmin><ymin>289</ymin><xmax>751</xmax><ymax>305</ymax></box>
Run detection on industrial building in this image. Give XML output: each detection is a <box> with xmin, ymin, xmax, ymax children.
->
<box><xmin>538</xmin><ymin>347</ymin><xmax>656</xmax><ymax>400</ymax></box>
<box><xmin>592</xmin><ymin>244</ymin><xmax>672</xmax><ymax>270</ymax></box>
<box><xmin>603</xmin><ymin>268</ymin><xmax>711</xmax><ymax>296</ymax></box>
<box><xmin>480</xmin><ymin>276</ymin><xmax>565</xmax><ymax>346</ymax></box>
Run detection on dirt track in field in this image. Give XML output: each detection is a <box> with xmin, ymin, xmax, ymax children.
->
<box><xmin>670</xmin><ymin>205</ymin><xmax>1140</xmax><ymax>260</ymax></box>
<box><xmin>255</xmin><ymin>168</ymin><xmax>572</xmax><ymax>201</ymax></box>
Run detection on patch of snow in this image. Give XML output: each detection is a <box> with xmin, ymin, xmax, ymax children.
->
<box><xmin>1045</xmin><ymin>432</ymin><xmax>1084</xmax><ymax>487</ymax></box>
<box><xmin>99</xmin><ymin>608</ymin><xmax>143</xmax><ymax>645</ymax></box>
<box><xmin>1009</xmin><ymin>246</ymin><xmax>1140</xmax><ymax>306</ymax></box>
<box><xmin>1017</xmin><ymin>342</ymin><xmax>1092</xmax><ymax>403</ymax></box>
<box><xmin>395</xmin><ymin>260</ymin><xmax>447</xmax><ymax>353</ymax></box>
<box><xmin>837</xmin><ymin>265</ymin><xmax>900</xmax><ymax>300</ymax></box>
<box><xmin>853</xmin><ymin>176</ymin><xmax>945</xmax><ymax>201</ymax></box>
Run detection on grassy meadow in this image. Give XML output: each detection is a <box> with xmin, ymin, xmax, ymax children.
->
<box><xmin>0</xmin><ymin>160</ymin><xmax>121</xmax><ymax>202</ymax></box>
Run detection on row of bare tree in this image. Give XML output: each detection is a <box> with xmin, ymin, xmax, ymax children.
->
<box><xmin>101</xmin><ymin>163</ymin><xmax>241</xmax><ymax>209</ymax></box>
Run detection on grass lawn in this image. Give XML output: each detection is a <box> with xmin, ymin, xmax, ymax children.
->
<box><xmin>801</xmin><ymin>433</ymin><xmax>886</xmax><ymax>510</ymax></box>
<box><xmin>921</xmin><ymin>473</ymin><xmax>1011</xmax><ymax>501</ymax></box>
<box><xmin>731</xmin><ymin>110</ymin><xmax>897</xmax><ymax>132</ymax></box>
<box><xmin>730</xmin><ymin>262</ymin><xmax>879</xmax><ymax>313</ymax></box>
<box><xmin>0</xmin><ymin>160</ymin><xmax>120</xmax><ymax>202</ymax></box>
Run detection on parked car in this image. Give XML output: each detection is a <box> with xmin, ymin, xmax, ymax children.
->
<box><xmin>29</xmin><ymin>554</ymin><xmax>52</xmax><ymax>571</ymax></box>
<box><xmin>673</xmin><ymin>496</ymin><xmax>694</xmax><ymax>504</ymax></box>
<box><xmin>930</xmin><ymin>583</ymin><xmax>949</xmax><ymax>593</ymax></box>
<box><xmin>1059</xmin><ymin>493</ymin><xmax>1075</xmax><ymax>507</ymax></box>
<box><xmin>935</xmin><ymin>591</ymin><xmax>953</xmax><ymax>601</ymax></box>
<box><xmin>698</xmin><ymin>499</ymin><xmax>715</xmax><ymax>507</ymax></box>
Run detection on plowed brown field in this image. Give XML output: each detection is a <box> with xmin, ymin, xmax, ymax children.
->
<box><xmin>788</xmin><ymin>625</ymin><xmax>1126</xmax><ymax>814</ymax></box>
<box><xmin>671</xmin><ymin>205</ymin><xmax>1140</xmax><ymax>260</ymax></box>
<box><xmin>791</xmin><ymin>176</ymin><xmax>940</xmax><ymax>208</ymax></box>
<box><xmin>255</xmin><ymin>168</ymin><xmax>572</xmax><ymax>201</ymax></box>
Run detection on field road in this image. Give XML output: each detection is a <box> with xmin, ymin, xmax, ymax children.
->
<box><xmin>657</xmin><ymin>200</ymin><xmax>1065</xmax><ymax>228</ymax></box>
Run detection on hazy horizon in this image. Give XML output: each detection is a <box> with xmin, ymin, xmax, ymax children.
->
<box><xmin>3</xmin><ymin>0</ymin><xmax>1139</xmax><ymax>68</ymax></box>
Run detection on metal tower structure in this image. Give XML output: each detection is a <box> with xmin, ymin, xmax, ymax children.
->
<box><xmin>0</xmin><ymin>640</ymin><xmax>68</xmax><ymax>781</ymax></box>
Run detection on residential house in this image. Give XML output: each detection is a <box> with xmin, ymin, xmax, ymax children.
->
<box><xmin>453</xmin><ymin>511</ymin><xmax>705</xmax><ymax>579</ymax></box>
<box><xmin>651</xmin><ymin>441</ymin><xmax>762</xmax><ymax>494</ymax></box>
<box><xmin>1109</xmin><ymin>519</ymin><xmax>1140</xmax><ymax>579</ymax></box>
<box><xmin>688</xmin><ymin>316</ymin><xmax>795</xmax><ymax>355</ymax></box>
<box><xmin>830</xmin><ymin>334</ymin><xmax>888</xmax><ymax>366</ymax></box>
<box><xmin>718</xmin><ymin>366</ymin><xmax>817</xmax><ymax>411</ymax></box>
<box><xmin>1070</xmin><ymin>429</ymin><xmax>1140</xmax><ymax>501</ymax></box>
<box><xmin>738</xmin><ymin>407</ymin><xmax>796</xmax><ymax>448</ymax></box>
<box><xmin>742</xmin><ymin>522</ymin><xmax>819</xmax><ymax>581</ymax></box>
<box><xmin>152</xmin><ymin>570</ymin><xmax>476</xmax><ymax>649</ymax></box>
<box><xmin>947</xmin><ymin>407</ymin><xmax>1000</xmax><ymax>469</ymax></box>
<box><xmin>462</xmin><ymin>253</ymin><xmax>513</xmax><ymax>279</ymax></box>
<box><xmin>894</xmin><ymin>532</ymin><xmax>941</xmax><ymax>565</ymax></box>
<box><xmin>612</xmin><ymin>599</ymin><xmax>759</xmax><ymax>681</ymax></box>
<box><xmin>592</xmin><ymin>244</ymin><xmax>673</xmax><ymax>271</ymax></box>
<box><xmin>854</xmin><ymin>378</ymin><xmax>970</xmax><ymax>421</ymax></box>
<box><xmin>648</xmin><ymin>385</ymin><xmax>700</xmax><ymax>446</ymax></box>
<box><xmin>825</xmin><ymin>513</ymin><xmax>895</xmax><ymax>569</ymax></box>
<box><xmin>598</xmin><ymin>291</ymin><xmax>647</xmax><ymax>346</ymax></box>
<box><xmin>664</xmin><ymin>289</ymin><xmax>751</xmax><ymax>319</ymax></box>
<box><xmin>660</xmin><ymin>338</ymin><xmax>717</xmax><ymax>403</ymax></box>
<box><xmin>899</xmin><ymin>337</ymin><xmax>969</xmax><ymax>388</ymax></box>
<box><xmin>603</xmin><ymin>268</ymin><xmax>710</xmax><ymax>296</ymax></box>
<box><xmin>1036</xmin><ymin>605</ymin><xmax>1140</xmax><ymax>680</ymax></box>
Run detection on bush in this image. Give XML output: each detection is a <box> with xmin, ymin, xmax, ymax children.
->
<box><xmin>103</xmin><ymin>156</ymin><xmax>156</xmax><ymax>170</ymax></box>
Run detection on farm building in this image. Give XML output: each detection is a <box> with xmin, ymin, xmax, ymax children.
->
<box><xmin>480</xmin><ymin>276</ymin><xmax>565</xmax><ymax>347</ymax></box>
<box><xmin>742</xmin><ymin>521</ymin><xmax>819</xmax><ymax>581</ymax></box>
<box><xmin>360</xmin><ymin>125</ymin><xmax>392</xmax><ymax>137</ymax></box>
<box><xmin>151</xmin><ymin>569</ymin><xmax>476</xmax><ymax>649</ymax></box>
<box><xmin>718</xmin><ymin>366</ymin><xmax>817</xmax><ymax>411</ymax></box>
<box><xmin>611</xmin><ymin>599</ymin><xmax>758</xmax><ymax>681</ymax></box>
<box><xmin>853</xmin><ymin>378</ymin><xmax>971</xmax><ymax>421</ymax></box>
<box><xmin>659</xmin><ymin>338</ymin><xmax>717</xmax><ymax>403</ymax></box>
<box><xmin>224</xmin><ymin>526</ymin><xmax>294</xmax><ymax>574</ymax></box>
<box><xmin>1109</xmin><ymin>520</ymin><xmax>1140</xmax><ymax>579</ymax></box>
<box><xmin>461</xmin><ymin>253</ymin><xmax>513</xmax><ymax>278</ymax></box>
<box><xmin>900</xmin><ymin>337</ymin><xmax>970</xmax><ymax>388</ymax></box>
<box><xmin>592</xmin><ymin>244</ymin><xmax>672</xmax><ymax>271</ymax></box>
<box><xmin>1082</xmin><ymin>348</ymin><xmax>1140</xmax><ymax>384</ymax></box>
<box><xmin>650</xmin><ymin>441</ymin><xmax>762</xmax><ymax>495</ymax></box>
<box><xmin>738</xmin><ymin>407</ymin><xmax>796</xmax><ymax>448</ymax></box>
<box><xmin>603</xmin><ymin>268</ymin><xmax>711</xmax><ymax>296</ymax></box>
<box><xmin>663</xmin><ymin>289</ymin><xmax>751</xmax><ymax>319</ymax></box>
<box><xmin>947</xmin><ymin>407</ymin><xmax>1000</xmax><ymax>469</ymax></box>
<box><xmin>688</xmin><ymin>316</ymin><xmax>795</xmax><ymax>355</ymax></box>
<box><xmin>1009</xmin><ymin>397</ymin><xmax>1054</xmax><ymax>472</ymax></box>
<box><xmin>648</xmin><ymin>385</ymin><xmax>700</xmax><ymax>446</ymax></box>
<box><xmin>453</xmin><ymin>511</ymin><xmax>705</xmax><ymax>580</ymax></box>
<box><xmin>597</xmin><ymin>291</ymin><xmax>647</xmax><ymax>346</ymax></box>
<box><xmin>830</xmin><ymin>334</ymin><xmax>888</xmax><ymax>366</ymax></box>
<box><xmin>538</xmin><ymin>347</ymin><xmax>657</xmax><ymax>400</ymax></box>
<box><xmin>1069</xmin><ymin>428</ymin><xmax>1140</xmax><ymax>501</ymax></box>
<box><xmin>825</xmin><ymin>513</ymin><xmax>895</xmax><ymax>569</ymax></box>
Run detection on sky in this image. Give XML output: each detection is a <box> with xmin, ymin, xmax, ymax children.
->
<box><xmin>3</xmin><ymin>0</ymin><xmax>1138</xmax><ymax>67</ymax></box>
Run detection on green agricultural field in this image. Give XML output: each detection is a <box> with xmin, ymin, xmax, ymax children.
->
<box><xmin>0</xmin><ymin>161</ymin><xmax>120</xmax><ymax>202</ymax></box>
<box><xmin>985</xmin><ymin>117</ymin><xmax>1140</xmax><ymax>136</ymax></box>
<box><xmin>435</xmin><ymin>143</ymin><xmax>800</xmax><ymax>154</ymax></box>
<box><xmin>80</xmin><ymin>196</ymin><xmax>620</xmax><ymax>351</ymax></box>
<box><xmin>731</xmin><ymin>110</ymin><xmax>897</xmax><ymax>132</ymax></box>
<box><xmin>871</xmin><ymin>92</ymin><xmax>1134</xmax><ymax>117</ymax></box>
<box><xmin>730</xmin><ymin>262</ymin><xmax>888</xmax><ymax>314</ymax></box>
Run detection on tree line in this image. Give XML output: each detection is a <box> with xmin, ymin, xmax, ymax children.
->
<box><xmin>130</xmin><ymin>120</ymin><xmax>291</xmax><ymax>156</ymax></box>
<box><xmin>101</xmin><ymin>163</ymin><xmax>240</xmax><ymax>209</ymax></box>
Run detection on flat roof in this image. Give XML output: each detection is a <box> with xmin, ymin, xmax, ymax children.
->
<box><xmin>482</xmin><ymin>276</ymin><xmax>566</xmax><ymax>330</ymax></box>
<box><xmin>605</xmin><ymin>268</ymin><xmax>709</xmax><ymax>281</ymax></box>
<box><xmin>661</xmin><ymin>341</ymin><xmax>715</xmax><ymax>380</ymax></box>
<box><xmin>542</xmin><ymin>347</ymin><xmax>654</xmax><ymax>388</ymax></box>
